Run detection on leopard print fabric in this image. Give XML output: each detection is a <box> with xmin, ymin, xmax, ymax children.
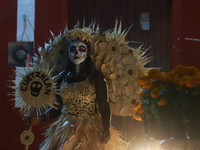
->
<box><xmin>60</xmin><ymin>79</ymin><xmax>96</xmax><ymax>118</ymax></box>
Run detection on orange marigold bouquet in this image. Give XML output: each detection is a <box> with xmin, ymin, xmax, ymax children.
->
<box><xmin>138</xmin><ymin>65</ymin><xmax>200</xmax><ymax>122</ymax></box>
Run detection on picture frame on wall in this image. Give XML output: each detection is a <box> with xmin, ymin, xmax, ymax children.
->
<box><xmin>8</xmin><ymin>42</ymin><xmax>34</xmax><ymax>67</ymax></box>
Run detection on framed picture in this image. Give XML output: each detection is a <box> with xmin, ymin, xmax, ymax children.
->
<box><xmin>8</xmin><ymin>42</ymin><xmax>34</xmax><ymax>67</ymax></box>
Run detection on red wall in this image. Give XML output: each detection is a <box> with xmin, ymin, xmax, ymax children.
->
<box><xmin>171</xmin><ymin>0</ymin><xmax>200</xmax><ymax>70</ymax></box>
<box><xmin>35</xmin><ymin>0</ymin><xmax>68</xmax><ymax>47</ymax></box>
<box><xmin>0</xmin><ymin>1</ymin><xmax>68</xmax><ymax>149</ymax></box>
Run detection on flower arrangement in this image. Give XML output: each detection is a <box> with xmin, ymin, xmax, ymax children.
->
<box><xmin>137</xmin><ymin>65</ymin><xmax>200</xmax><ymax>122</ymax></box>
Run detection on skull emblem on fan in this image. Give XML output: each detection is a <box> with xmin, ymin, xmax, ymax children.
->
<box><xmin>30</xmin><ymin>81</ymin><xmax>42</xmax><ymax>97</ymax></box>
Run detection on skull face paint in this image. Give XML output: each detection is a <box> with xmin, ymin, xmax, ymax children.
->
<box><xmin>68</xmin><ymin>40</ymin><xmax>87</xmax><ymax>65</ymax></box>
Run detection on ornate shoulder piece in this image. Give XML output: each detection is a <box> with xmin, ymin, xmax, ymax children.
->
<box><xmin>92</xmin><ymin>20</ymin><xmax>155</xmax><ymax>120</ymax></box>
<box><xmin>36</xmin><ymin>29</ymin><xmax>69</xmax><ymax>76</ymax></box>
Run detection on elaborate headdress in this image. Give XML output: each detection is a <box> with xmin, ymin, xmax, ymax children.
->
<box><xmin>65</xmin><ymin>21</ymin><xmax>99</xmax><ymax>45</ymax></box>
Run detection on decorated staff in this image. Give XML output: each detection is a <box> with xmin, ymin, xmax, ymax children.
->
<box><xmin>9</xmin><ymin>58</ymin><xmax>59</xmax><ymax>150</ymax></box>
<box><xmin>20</xmin><ymin>124</ymin><xmax>34</xmax><ymax>150</ymax></box>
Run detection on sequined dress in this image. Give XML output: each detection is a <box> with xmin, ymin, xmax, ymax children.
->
<box><xmin>40</xmin><ymin>78</ymin><xmax>127</xmax><ymax>150</ymax></box>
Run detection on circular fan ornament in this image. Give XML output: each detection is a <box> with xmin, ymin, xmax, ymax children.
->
<box><xmin>20</xmin><ymin>130</ymin><xmax>34</xmax><ymax>146</ymax></box>
<box><xmin>20</xmin><ymin>70</ymin><xmax>53</xmax><ymax>107</ymax></box>
<box><xmin>9</xmin><ymin>58</ymin><xmax>59</xmax><ymax>117</ymax></box>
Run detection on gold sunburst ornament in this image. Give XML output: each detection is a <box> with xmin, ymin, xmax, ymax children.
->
<box><xmin>9</xmin><ymin>58</ymin><xmax>59</xmax><ymax>116</ymax></box>
<box><xmin>94</xmin><ymin>19</ymin><xmax>131</xmax><ymax>65</ymax></box>
<box><xmin>106</xmin><ymin>42</ymin><xmax>121</xmax><ymax>56</ymax></box>
<box><xmin>123</xmin><ymin>65</ymin><xmax>137</xmax><ymax>81</ymax></box>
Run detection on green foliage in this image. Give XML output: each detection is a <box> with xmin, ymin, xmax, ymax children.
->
<box><xmin>140</xmin><ymin>81</ymin><xmax>200</xmax><ymax>123</ymax></box>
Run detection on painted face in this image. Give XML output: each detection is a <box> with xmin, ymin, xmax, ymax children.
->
<box><xmin>68</xmin><ymin>40</ymin><xmax>87</xmax><ymax>65</ymax></box>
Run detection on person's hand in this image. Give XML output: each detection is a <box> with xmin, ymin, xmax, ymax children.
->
<box><xmin>101</xmin><ymin>129</ymin><xmax>111</xmax><ymax>144</ymax></box>
<box><xmin>27</xmin><ymin>116</ymin><xmax>41</xmax><ymax>126</ymax></box>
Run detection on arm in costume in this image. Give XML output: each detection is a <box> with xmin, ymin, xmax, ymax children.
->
<box><xmin>28</xmin><ymin>94</ymin><xmax>63</xmax><ymax>126</ymax></box>
<box><xmin>94</xmin><ymin>70</ymin><xmax>111</xmax><ymax>143</ymax></box>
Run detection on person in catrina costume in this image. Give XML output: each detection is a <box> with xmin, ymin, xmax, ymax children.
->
<box><xmin>28</xmin><ymin>25</ymin><xmax>127</xmax><ymax>150</ymax></box>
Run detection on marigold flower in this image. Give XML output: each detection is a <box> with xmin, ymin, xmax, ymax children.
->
<box><xmin>159</xmin><ymin>74</ymin><xmax>166</xmax><ymax>83</ymax></box>
<box><xmin>148</xmin><ymin>69</ymin><xmax>162</xmax><ymax>80</ymax></box>
<box><xmin>157</xmin><ymin>98</ymin><xmax>167</xmax><ymax>106</ymax></box>
<box><xmin>166</xmin><ymin>71</ymin><xmax>178</xmax><ymax>82</ymax></box>
<box><xmin>134</xmin><ymin>114</ymin><xmax>142</xmax><ymax>121</ymax></box>
<box><xmin>143</xmin><ymin>81</ymin><xmax>154</xmax><ymax>90</ymax></box>
<box><xmin>159</xmin><ymin>72</ymin><xmax>177</xmax><ymax>83</ymax></box>
<box><xmin>150</xmin><ymin>88</ymin><xmax>160</xmax><ymax>98</ymax></box>
<box><xmin>170</xmin><ymin>71</ymin><xmax>178</xmax><ymax>78</ymax></box>
<box><xmin>138</xmin><ymin>75</ymin><xmax>149</xmax><ymax>86</ymax></box>
<box><xmin>186</xmin><ymin>77</ymin><xmax>194</xmax><ymax>88</ymax></box>
<box><xmin>136</xmin><ymin>108</ymin><xmax>144</xmax><ymax>114</ymax></box>
<box><xmin>179</xmin><ymin>75</ymin><xmax>190</xmax><ymax>85</ymax></box>
<box><xmin>186</xmin><ymin>66</ymin><xmax>200</xmax><ymax>76</ymax></box>
<box><xmin>134</xmin><ymin>102</ymin><xmax>142</xmax><ymax>111</ymax></box>
<box><xmin>165</xmin><ymin>74</ymin><xmax>174</xmax><ymax>82</ymax></box>
<box><xmin>174</xmin><ymin>65</ymin><xmax>187</xmax><ymax>75</ymax></box>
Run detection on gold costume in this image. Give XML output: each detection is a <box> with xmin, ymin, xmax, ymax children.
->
<box><xmin>9</xmin><ymin>21</ymin><xmax>155</xmax><ymax>149</ymax></box>
<box><xmin>40</xmin><ymin>79</ymin><xmax>127</xmax><ymax>150</ymax></box>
